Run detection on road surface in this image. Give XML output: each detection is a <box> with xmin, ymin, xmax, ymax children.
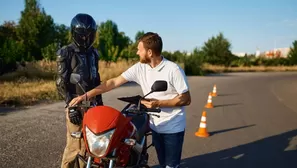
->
<box><xmin>1</xmin><ymin>72</ymin><xmax>297</xmax><ymax>168</ymax></box>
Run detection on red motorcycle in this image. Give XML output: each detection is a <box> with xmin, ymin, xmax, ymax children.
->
<box><xmin>68</xmin><ymin>73</ymin><xmax>167</xmax><ymax>168</ymax></box>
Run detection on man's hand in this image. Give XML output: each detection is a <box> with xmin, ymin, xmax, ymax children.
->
<box><xmin>141</xmin><ymin>98</ymin><xmax>159</xmax><ymax>108</ymax></box>
<box><xmin>141</xmin><ymin>91</ymin><xmax>191</xmax><ymax>108</ymax></box>
<box><xmin>69</xmin><ymin>95</ymin><xmax>84</xmax><ymax>107</ymax></box>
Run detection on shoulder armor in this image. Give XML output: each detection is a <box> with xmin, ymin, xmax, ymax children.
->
<box><xmin>56</xmin><ymin>46</ymin><xmax>69</xmax><ymax>61</ymax></box>
<box><xmin>56</xmin><ymin>45</ymin><xmax>67</xmax><ymax>55</ymax></box>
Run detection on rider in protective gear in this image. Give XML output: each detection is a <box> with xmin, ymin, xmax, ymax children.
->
<box><xmin>56</xmin><ymin>13</ymin><xmax>103</xmax><ymax>107</ymax></box>
<box><xmin>56</xmin><ymin>13</ymin><xmax>103</xmax><ymax>168</ymax></box>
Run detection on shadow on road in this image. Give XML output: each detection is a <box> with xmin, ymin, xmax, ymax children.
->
<box><xmin>0</xmin><ymin>107</ymin><xmax>25</xmax><ymax>116</ymax></box>
<box><xmin>217</xmin><ymin>93</ymin><xmax>239</xmax><ymax>96</ymax></box>
<box><xmin>178</xmin><ymin>128</ymin><xmax>297</xmax><ymax>168</ymax></box>
<box><xmin>203</xmin><ymin>73</ymin><xmax>237</xmax><ymax>77</ymax></box>
<box><xmin>214</xmin><ymin>103</ymin><xmax>242</xmax><ymax>108</ymax></box>
<box><xmin>209</xmin><ymin>124</ymin><xmax>255</xmax><ymax>136</ymax></box>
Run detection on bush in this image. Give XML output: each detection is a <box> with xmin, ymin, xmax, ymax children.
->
<box><xmin>228</xmin><ymin>56</ymin><xmax>293</xmax><ymax>67</ymax></box>
<box><xmin>184</xmin><ymin>48</ymin><xmax>204</xmax><ymax>75</ymax></box>
<box><xmin>41</xmin><ymin>42</ymin><xmax>59</xmax><ymax>61</ymax></box>
<box><xmin>0</xmin><ymin>39</ymin><xmax>25</xmax><ymax>74</ymax></box>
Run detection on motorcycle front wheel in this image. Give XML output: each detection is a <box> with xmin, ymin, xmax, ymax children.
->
<box><xmin>133</xmin><ymin>164</ymin><xmax>150</xmax><ymax>168</ymax></box>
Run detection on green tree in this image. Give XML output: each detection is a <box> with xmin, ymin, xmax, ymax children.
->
<box><xmin>288</xmin><ymin>40</ymin><xmax>297</xmax><ymax>65</ymax></box>
<box><xmin>16</xmin><ymin>0</ymin><xmax>55</xmax><ymax>61</ymax></box>
<box><xmin>120</xmin><ymin>31</ymin><xmax>147</xmax><ymax>61</ymax></box>
<box><xmin>184</xmin><ymin>47</ymin><xmax>204</xmax><ymax>75</ymax></box>
<box><xmin>0</xmin><ymin>21</ymin><xmax>18</xmax><ymax>45</ymax></box>
<box><xmin>54</xmin><ymin>24</ymin><xmax>69</xmax><ymax>48</ymax></box>
<box><xmin>0</xmin><ymin>21</ymin><xmax>25</xmax><ymax>74</ymax></box>
<box><xmin>97</xmin><ymin>20</ymin><xmax>131</xmax><ymax>62</ymax></box>
<box><xmin>134</xmin><ymin>30</ymin><xmax>145</xmax><ymax>42</ymax></box>
<box><xmin>202</xmin><ymin>32</ymin><xmax>234</xmax><ymax>66</ymax></box>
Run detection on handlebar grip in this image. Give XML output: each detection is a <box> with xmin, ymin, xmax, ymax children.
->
<box><xmin>145</xmin><ymin>108</ymin><xmax>161</xmax><ymax>113</ymax></box>
<box><xmin>126</xmin><ymin>107</ymin><xmax>161</xmax><ymax>114</ymax></box>
<box><xmin>127</xmin><ymin>108</ymin><xmax>139</xmax><ymax>113</ymax></box>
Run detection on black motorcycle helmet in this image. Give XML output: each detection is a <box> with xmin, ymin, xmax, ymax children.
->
<box><xmin>70</xmin><ymin>13</ymin><xmax>97</xmax><ymax>50</ymax></box>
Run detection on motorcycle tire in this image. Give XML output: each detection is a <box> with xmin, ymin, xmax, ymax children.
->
<box><xmin>138</xmin><ymin>164</ymin><xmax>150</xmax><ymax>168</ymax></box>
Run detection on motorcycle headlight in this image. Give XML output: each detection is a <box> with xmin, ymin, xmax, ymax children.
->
<box><xmin>85</xmin><ymin>126</ymin><xmax>115</xmax><ymax>157</ymax></box>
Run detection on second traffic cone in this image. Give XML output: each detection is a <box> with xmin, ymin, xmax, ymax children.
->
<box><xmin>195</xmin><ymin>111</ymin><xmax>210</xmax><ymax>137</ymax></box>
<box><xmin>205</xmin><ymin>92</ymin><xmax>214</xmax><ymax>108</ymax></box>
<box><xmin>211</xmin><ymin>84</ymin><xmax>217</xmax><ymax>97</ymax></box>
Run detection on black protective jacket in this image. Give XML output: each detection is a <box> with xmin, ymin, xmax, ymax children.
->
<box><xmin>56</xmin><ymin>43</ymin><xmax>103</xmax><ymax>106</ymax></box>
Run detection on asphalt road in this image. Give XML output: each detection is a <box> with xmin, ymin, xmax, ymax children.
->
<box><xmin>1</xmin><ymin>72</ymin><xmax>297</xmax><ymax>168</ymax></box>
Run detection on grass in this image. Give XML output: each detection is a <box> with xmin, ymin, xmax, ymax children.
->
<box><xmin>0</xmin><ymin>59</ymin><xmax>136</xmax><ymax>106</ymax></box>
<box><xmin>202</xmin><ymin>64</ymin><xmax>297</xmax><ymax>73</ymax></box>
<box><xmin>0</xmin><ymin>79</ymin><xmax>58</xmax><ymax>106</ymax></box>
<box><xmin>0</xmin><ymin>59</ymin><xmax>137</xmax><ymax>82</ymax></box>
<box><xmin>1</xmin><ymin>59</ymin><xmax>297</xmax><ymax>107</ymax></box>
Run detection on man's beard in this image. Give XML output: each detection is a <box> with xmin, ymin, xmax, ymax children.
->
<box><xmin>140</xmin><ymin>54</ymin><xmax>151</xmax><ymax>64</ymax></box>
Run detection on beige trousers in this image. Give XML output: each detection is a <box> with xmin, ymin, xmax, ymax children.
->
<box><xmin>61</xmin><ymin>108</ymin><xmax>86</xmax><ymax>168</ymax></box>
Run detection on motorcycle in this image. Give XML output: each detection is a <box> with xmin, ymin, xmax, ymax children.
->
<box><xmin>68</xmin><ymin>73</ymin><xmax>168</xmax><ymax>168</ymax></box>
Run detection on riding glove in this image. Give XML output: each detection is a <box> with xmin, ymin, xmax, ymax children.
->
<box><xmin>68</xmin><ymin>107</ymin><xmax>83</xmax><ymax>125</ymax></box>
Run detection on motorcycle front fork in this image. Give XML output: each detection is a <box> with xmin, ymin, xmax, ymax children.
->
<box><xmin>86</xmin><ymin>156</ymin><xmax>92</xmax><ymax>168</ymax></box>
<box><xmin>85</xmin><ymin>150</ymin><xmax>116</xmax><ymax>168</ymax></box>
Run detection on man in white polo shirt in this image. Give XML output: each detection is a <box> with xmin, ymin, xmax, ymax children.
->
<box><xmin>69</xmin><ymin>32</ymin><xmax>191</xmax><ymax>168</ymax></box>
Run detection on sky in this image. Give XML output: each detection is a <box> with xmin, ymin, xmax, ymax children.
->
<box><xmin>0</xmin><ymin>0</ymin><xmax>297</xmax><ymax>54</ymax></box>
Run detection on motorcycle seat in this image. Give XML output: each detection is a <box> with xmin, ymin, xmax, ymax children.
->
<box><xmin>130</xmin><ymin>114</ymin><xmax>149</xmax><ymax>143</ymax></box>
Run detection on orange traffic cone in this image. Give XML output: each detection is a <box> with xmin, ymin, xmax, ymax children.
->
<box><xmin>195</xmin><ymin>111</ymin><xmax>210</xmax><ymax>137</ymax></box>
<box><xmin>205</xmin><ymin>92</ymin><xmax>214</xmax><ymax>108</ymax></box>
<box><xmin>211</xmin><ymin>84</ymin><xmax>217</xmax><ymax>97</ymax></box>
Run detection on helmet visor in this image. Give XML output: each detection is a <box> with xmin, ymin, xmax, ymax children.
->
<box><xmin>73</xmin><ymin>30</ymin><xmax>95</xmax><ymax>49</ymax></box>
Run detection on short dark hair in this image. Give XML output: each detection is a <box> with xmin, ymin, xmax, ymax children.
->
<box><xmin>138</xmin><ymin>32</ymin><xmax>163</xmax><ymax>56</ymax></box>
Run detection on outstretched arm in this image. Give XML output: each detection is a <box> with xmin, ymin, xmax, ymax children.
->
<box><xmin>69</xmin><ymin>62</ymin><xmax>140</xmax><ymax>107</ymax></box>
<box><xmin>69</xmin><ymin>75</ymin><xmax>128</xmax><ymax>106</ymax></box>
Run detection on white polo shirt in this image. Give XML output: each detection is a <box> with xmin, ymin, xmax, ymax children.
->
<box><xmin>121</xmin><ymin>57</ymin><xmax>189</xmax><ymax>134</ymax></box>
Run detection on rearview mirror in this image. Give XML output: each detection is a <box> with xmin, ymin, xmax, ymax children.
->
<box><xmin>70</xmin><ymin>73</ymin><xmax>81</xmax><ymax>85</ymax></box>
<box><xmin>142</xmin><ymin>80</ymin><xmax>168</xmax><ymax>98</ymax></box>
<box><xmin>69</xmin><ymin>73</ymin><xmax>86</xmax><ymax>93</ymax></box>
<box><xmin>151</xmin><ymin>80</ymin><xmax>168</xmax><ymax>92</ymax></box>
<box><xmin>138</xmin><ymin>80</ymin><xmax>168</xmax><ymax>109</ymax></box>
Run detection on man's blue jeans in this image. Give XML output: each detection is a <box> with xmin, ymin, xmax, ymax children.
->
<box><xmin>152</xmin><ymin>130</ymin><xmax>185</xmax><ymax>168</ymax></box>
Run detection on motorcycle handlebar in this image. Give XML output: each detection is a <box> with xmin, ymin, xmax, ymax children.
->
<box><xmin>65</xmin><ymin>100</ymin><xmax>92</xmax><ymax>109</ymax></box>
<box><xmin>126</xmin><ymin>107</ymin><xmax>161</xmax><ymax>114</ymax></box>
<box><xmin>144</xmin><ymin>108</ymin><xmax>161</xmax><ymax>113</ymax></box>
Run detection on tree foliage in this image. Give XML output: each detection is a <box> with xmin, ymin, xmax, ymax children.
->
<box><xmin>201</xmin><ymin>32</ymin><xmax>236</xmax><ymax>66</ymax></box>
<box><xmin>97</xmin><ymin>20</ymin><xmax>131</xmax><ymax>62</ymax></box>
<box><xmin>17</xmin><ymin>0</ymin><xmax>55</xmax><ymax>60</ymax></box>
<box><xmin>288</xmin><ymin>40</ymin><xmax>297</xmax><ymax>64</ymax></box>
<box><xmin>0</xmin><ymin>0</ymin><xmax>296</xmax><ymax>75</ymax></box>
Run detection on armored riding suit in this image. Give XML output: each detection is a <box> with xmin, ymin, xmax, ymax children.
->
<box><xmin>57</xmin><ymin>43</ymin><xmax>103</xmax><ymax>168</ymax></box>
<box><xmin>56</xmin><ymin>43</ymin><xmax>103</xmax><ymax>106</ymax></box>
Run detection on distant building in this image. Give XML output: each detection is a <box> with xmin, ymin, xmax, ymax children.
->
<box><xmin>261</xmin><ymin>47</ymin><xmax>291</xmax><ymax>58</ymax></box>
<box><xmin>233</xmin><ymin>52</ymin><xmax>247</xmax><ymax>57</ymax></box>
<box><xmin>255</xmin><ymin>48</ymin><xmax>260</xmax><ymax>57</ymax></box>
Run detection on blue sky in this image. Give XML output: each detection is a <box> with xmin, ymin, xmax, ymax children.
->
<box><xmin>0</xmin><ymin>0</ymin><xmax>297</xmax><ymax>54</ymax></box>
